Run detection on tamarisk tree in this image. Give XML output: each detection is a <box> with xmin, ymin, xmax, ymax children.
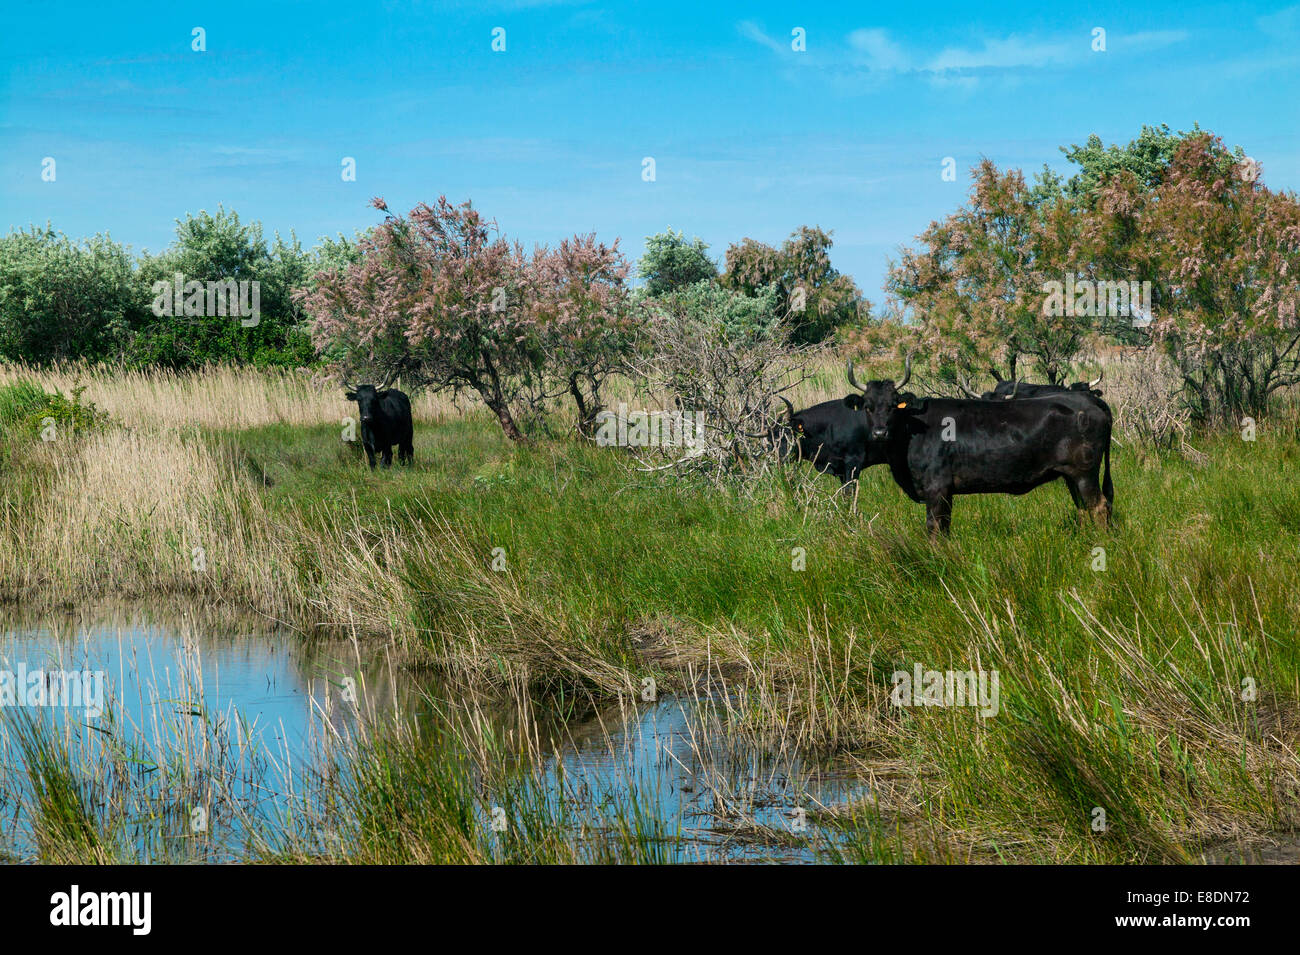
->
<box><xmin>296</xmin><ymin>197</ymin><xmax>632</xmax><ymax>441</ymax></box>
<box><xmin>888</xmin><ymin>160</ymin><xmax>1085</xmax><ymax>385</ymax></box>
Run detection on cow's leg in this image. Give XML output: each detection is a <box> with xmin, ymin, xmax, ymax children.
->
<box><xmin>1073</xmin><ymin>473</ymin><xmax>1110</xmax><ymax>527</ymax></box>
<box><xmin>364</xmin><ymin>443</ymin><xmax>377</xmax><ymax>470</ymax></box>
<box><xmin>1062</xmin><ymin>475</ymin><xmax>1091</xmax><ymax>527</ymax></box>
<box><xmin>1062</xmin><ymin>475</ymin><xmax>1086</xmax><ymax>510</ymax></box>
<box><xmin>924</xmin><ymin>492</ymin><xmax>953</xmax><ymax>538</ymax></box>
<box><xmin>843</xmin><ymin>451</ymin><xmax>865</xmax><ymax>486</ymax></box>
<box><xmin>398</xmin><ymin>438</ymin><xmax>414</xmax><ymax>465</ymax></box>
<box><xmin>380</xmin><ymin>445</ymin><xmax>393</xmax><ymax>469</ymax></box>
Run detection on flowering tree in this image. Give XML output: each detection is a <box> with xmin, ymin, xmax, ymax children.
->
<box><xmin>887</xmin><ymin>130</ymin><xmax>1300</xmax><ymax>420</ymax></box>
<box><xmin>526</xmin><ymin>233</ymin><xmax>634</xmax><ymax>435</ymax></box>
<box><xmin>1091</xmin><ymin>135</ymin><xmax>1300</xmax><ymax>420</ymax></box>
<box><xmin>887</xmin><ymin>161</ymin><xmax>1085</xmax><ymax>386</ymax></box>
<box><xmin>295</xmin><ymin>197</ymin><xmax>632</xmax><ymax>442</ymax></box>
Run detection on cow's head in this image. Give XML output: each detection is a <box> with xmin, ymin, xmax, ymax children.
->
<box><xmin>845</xmin><ymin>356</ymin><xmax>919</xmax><ymax>441</ymax></box>
<box><xmin>958</xmin><ymin>377</ymin><xmax>1009</xmax><ymax>400</ymax></box>
<box><xmin>1069</xmin><ymin>371</ymin><xmax>1104</xmax><ymax>396</ymax></box>
<box><xmin>345</xmin><ymin>384</ymin><xmax>385</xmax><ymax>426</ymax></box>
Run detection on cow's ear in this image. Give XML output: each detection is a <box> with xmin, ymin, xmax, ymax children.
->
<box><xmin>897</xmin><ymin>397</ymin><xmax>928</xmax><ymax>413</ymax></box>
<box><xmin>344</xmin><ymin>391</ymin><xmax>357</xmax><ymax>401</ymax></box>
<box><xmin>843</xmin><ymin>394</ymin><xmax>864</xmax><ymax>410</ymax></box>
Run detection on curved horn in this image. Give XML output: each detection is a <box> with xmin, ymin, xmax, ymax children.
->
<box><xmin>959</xmin><ymin>376</ymin><xmax>982</xmax><ymax>399</ymax></box>
<box><xmin>1088</xmin><ymin>369</ymin><xmax>1103</xmax><ymax>388</ymax></box>
<box><xmin>778</xmin><ymin>395</ymin><xmax>796</xmax><ymax>421</ymax></box>
<box><xmin>1006</xmin><ymin>379</ymin><xmax>1020</xmax><ymax>399</ymax></box>
<box><xmin>897</xmin><ymin>353</ymin><xmax>912</xmax><ymax>389</ymax></box>
<box><xmin>846</xmin><ymin>359</ymin><xmax>864</xmax><ymax>392</ymax></box>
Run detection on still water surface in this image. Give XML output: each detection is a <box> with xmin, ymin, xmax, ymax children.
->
<box><xmin>0</xmin><ymin>609</ymin><xmax>867</xmax><ymax>862</ymax></box>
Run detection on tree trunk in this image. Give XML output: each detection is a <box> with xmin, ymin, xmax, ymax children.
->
<box><xmin>569</xmin><ymin>372</ymin><xmax>602</xmax><ymax>437</ymax></box>
<box><xmin>489</xmin><ymin>400</ymin><xmax>527</xmax><ymax>442</ymax></box>
<box><xmin>474</xmin><ymin>357</ymin><xmax>529</xmax><ymax>443</ymax></box>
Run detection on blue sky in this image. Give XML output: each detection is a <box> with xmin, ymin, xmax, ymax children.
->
<box><xmin>2</xmin><ymin>1</ymin><xmax>1298</xmax><ymax>301</ymax></box>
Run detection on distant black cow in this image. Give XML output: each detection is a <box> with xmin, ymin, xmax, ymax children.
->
<box><xmin>962</xmin><ymin>370</ymin><xmax>1104</xmax><ymax>401</ymax></box>
<box><xmin>345</xmin><ymin>383</ymin><xmax>414</xmax><ymax>470</ymax></box>
<box><xmin>770</xmin><ymin>375</ymin><xmax>917</xmax><ymax>485</ymax></box>
<box><xmin>850</xmin><ymin>358</ymin><xmax>1114</xmax><ymax>536</ymax></box>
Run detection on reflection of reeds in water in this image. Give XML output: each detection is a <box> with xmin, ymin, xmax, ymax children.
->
<box><xmin>0</xmin><ymin>615</ymin><xmax>996</xmax><ymax>865</ymax></box>
<box><xmin>0</xmin><ymin>620</ymin><xmax>365</xmax><ymax>863</ymax></box>
<box><xmin>284</xmin><ymin>666</ymin><xmax>879</xmax><ymax>865</ymax></box>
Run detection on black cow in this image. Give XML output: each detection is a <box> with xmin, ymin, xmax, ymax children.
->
<box><xmin>849</xmin><ymin>358</ymin><xmax>1114</xmax><ymax>536</ymax></box>
<box><xmin>963</xmin><ymin>370</ymin><xmax>1104</xmax><ymax>401</ymax></box>
<box><xmin>345</xmin><ymin>384</ymin><xmax>414</xmax><ymax>470</ymax></box>
<box><xmin>770</xmin><ymin>382</ymin><xmax>916</xmax><ymax>486</ymax></box>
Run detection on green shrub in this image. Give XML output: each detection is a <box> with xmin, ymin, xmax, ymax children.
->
<box><xmin>0</xmin><ymin>381</ymin><xmax>109</xmax><ymax>441</ymax></box>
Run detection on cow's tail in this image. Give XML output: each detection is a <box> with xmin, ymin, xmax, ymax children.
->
<box><xmin>1102</xmin><ymin>438</ymin><xmax>1113</xmax><ymax>504</ymax></box>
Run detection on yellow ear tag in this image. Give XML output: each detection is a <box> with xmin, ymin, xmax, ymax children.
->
<box><xmin>796</xmin><ymin>423</ymin><xmax>804</xmax><ymax>432</ymax></box>
<box><xmin>897</xmin><ymin>402</ymin><xmax>908</xmax><ymax>409</ymax></box>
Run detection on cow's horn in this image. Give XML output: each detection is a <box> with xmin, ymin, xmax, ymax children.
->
<box><xmin>897</xmin><ymin>353</ymin><xmax>912</xmax><ymax>388</ymax></box>
<box><xmin>1007</xmin><ymin>379</ymin><xmax>1020</xmax><ymax>399</ymax></box>
<box><xmin>778</xmin><ymin>395</ymin><xmax>796</xmax><ymax>421</ymax></box>
<box><xmin>959</xmin><ymin>376</ymin><xmax>982</xmax><ymax>399</ymax></box>
<box><xmin>846</xmin><ymin>360</ymin><xmax>864</xmax><ymax>392</ymax></box>
<box><xmin>1088</xmin><ymin>370</ymin><xmax>1103</xmax><ymax>388</ymax></box>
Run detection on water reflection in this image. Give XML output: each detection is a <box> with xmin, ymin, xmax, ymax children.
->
<box><xmin>0</xmin><ymin>606</ymin><xmax>869</xmax><ymax>863</ymax></box>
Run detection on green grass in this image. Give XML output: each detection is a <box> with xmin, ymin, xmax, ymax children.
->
<box><xmin>204</xmin><ymin>411</ymin><xmax>1300</xmax><ymax>861</ymax></box>
<box><xmin>4</xmin><ymin>391</ymin><xmax>1300</xmax><ymax>862</ymax></box>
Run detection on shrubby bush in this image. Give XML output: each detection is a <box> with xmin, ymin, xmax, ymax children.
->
<box><xmin>131</xmin><ymin>207</ymin><xmax>318</xmax><ymax>368</ymax></box>
<box><xmin>0</xmin><ymin>379</ymin><xmax>109</xmax><ymax>442</ymax></box>
<box><xmin>0</xmin><ymin>227</ymin><xmax>145</xmax><ymax>363</ymax></box>
<box><xmin>649</xmin><ymin>280</ymin><xmax>780</xmax><ymax>344</ymax></box>
<box><xmin>0</xmin><ymin>212</ymin><xmax>362</xmax><ymax>370</ymax></box>
<box><xmin>1097</xmin><ymin>349</ymin><xmax>1190</xmax><ymax>455</ymax></box>
<box><xmin>637</xmin><ymin>229</ymin><xmax>717</xmax><ymax>296</ymax></box>
<box><xmin>723</xmin><ymin>226</ymin><xmax>866</xmax><ymax>346</ymax></box>
<box><xmin>628</xmin><ymin>283</ymin><xmax>813</xmax><ymax>477</ymax></box>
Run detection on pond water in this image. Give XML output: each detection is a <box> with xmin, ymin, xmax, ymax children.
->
<box><xmin>0</xmin><ymin>609</ymin><xmax>870</xmax><ymax>863</ymax></box>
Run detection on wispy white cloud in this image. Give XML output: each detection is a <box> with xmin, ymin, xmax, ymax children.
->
<box><xmin>736</xmin><ymin>20</ymin><xmax>786</xmax><ymax>55</ymax></box>
<box><xmin>846</xmin><ymin>28</ymin><xmax>911</xmax><ymax>70</ymax></box>
<box><xmin>927</xmin><ymin>35</ymin><xmax>1073</xmax><ymax>71</ymax></box>
<box><xmin>843</xmin><ymin>26</ymin><xmax>1190</xmax><ymax>86</ymax></box>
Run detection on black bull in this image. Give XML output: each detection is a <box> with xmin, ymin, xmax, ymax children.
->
<box><xmin>770</xmin><ymin>368</ymin><xmax>918</xmax><ymax>485</ymax></box>
<box><xmin>961</xmin><ymin>370</ymin><xmax>1104</xmax><ymax>401</ymax></box>
<box><xmin>851</xmin><ymin>366</ymin><xmax>1113</xmax><ymax>535</ymax></box>
<box><xmin>770</xmin><ymin>394</ymin><xmax>883</xmax><ymax>485</ymax></box>
<box><xmin>345</xmin><ymin>384</ymin><xmax>414</xmax><ymax>470</ymax></box>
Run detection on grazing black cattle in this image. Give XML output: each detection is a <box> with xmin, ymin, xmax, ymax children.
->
<box><xmin>345</xmin><ymin>384</ymin><xmax>414</xmax><ymax>470</ymax></box>
<box><xmin>849</xmin><ymin>358</ymin><xmax>1114</xmax><ymax>536</ymax></box>
<box><xmin>770</xmin><ymin>386</ymin><xmax>915</xmax><ymax>486</ymax></box>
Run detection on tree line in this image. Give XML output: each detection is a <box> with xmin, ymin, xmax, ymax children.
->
<box><xmin>4</xmin><ymin>124</ymin><xmax>1297</xmax><ymax>436</ymax></box>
